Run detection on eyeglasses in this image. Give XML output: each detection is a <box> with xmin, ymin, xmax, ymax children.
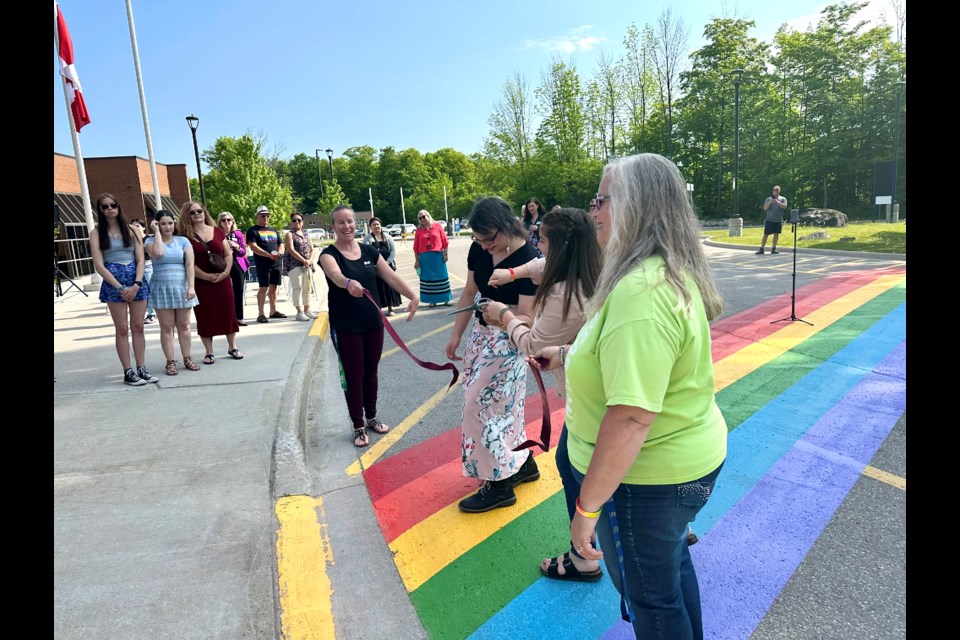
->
<box><xmin>220</xmin><ymin>218</ymin><xmax>233</xmax><ymax>223</ymax></box>
<box><xmin>189</xmin><ymin>209</ymin><xmax>204</xmax><ymax>215</ymax></box>
<box><xmin>292</xmin><ymin>218</ymin><xmax>303</xmax><ymax>223</ymax></box>
<box><xmin>418</xmin><ymin>216</ymin><xmax>427</xmax><ymax>220</ymax></box>
<box><xmin>595</xmin><ymin>194</ymin><xmax>612</xmax><ymax>208</ymax></box>
<box><xmin>472</xmin><ymin>229</ymin><xmax>500</xmax><ymax>246</ymax></box>
<box><xmin>100</xmin><ymin>203</ymin><xmax>118</xmax><ymax>210</ymax></box>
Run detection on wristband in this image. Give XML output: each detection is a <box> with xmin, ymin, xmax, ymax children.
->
<box><xmin>498</xmin><ymin>307</ymin><xmax>510</xmax><ymax>325</ymax></box>
<box><xmin>575</xmin><ymin>496</ymin><xmax>601</xmax><ymax>518</ymax></box>
<box><xmin>133</xmin><ymin>280</ymin><xmax>142</xmax><ymax>287</ymax></box>
<box><xmin>509</xmin><ymin>268</ymin><xmax>515</xmax><ymax>281</ymax></box>
<box><xmin>345</xmin><ymin>279</ymin><xmax>352</xmax><ymax>290</ymax></box>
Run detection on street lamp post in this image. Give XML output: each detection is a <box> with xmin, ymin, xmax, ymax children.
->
<box><xmin>891</xmin><ymin>81</ymin><xmax>904</xmax><ymax>219</ymax></box>
<box><xmin>185</xmin><ymin>114</ymin><xmax>206</xmax><ymax>208</ymax></box>
<box><xmin>314</xmin><ymin>149</ymin><xmax>324</xmax><ymax>199</ymax></box>
<box><xmin>732</xmin><ymin>69</ymin><xmax>744</xmax><ymax>219</ymax></box>
<box><xmin>325</xmin><ymin>148</ymin><xmax>334</xmax><ymax>183</ymax></box>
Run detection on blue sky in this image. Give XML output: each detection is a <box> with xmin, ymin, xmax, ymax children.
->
<box><xmin>54</xmin><ymin>0</ymin><xmax>898</xmax><ymax>178</ymax></box>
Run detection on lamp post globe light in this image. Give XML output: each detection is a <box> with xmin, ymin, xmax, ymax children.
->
<box><xmin>185</xmin><ymin>114</ymin><xmax>206</xmax><ymax>208</ymax></box>
<box><xmin>325</xmin><ymin>148</ymin><xmax>334</xmax><ymax>182</ymax></box>
<box><xmin>732</xmin><ymin>69</ymin><xmax>744</xmax><ymax>219</ymax></box>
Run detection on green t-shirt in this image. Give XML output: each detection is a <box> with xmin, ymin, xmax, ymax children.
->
<box><xmin>565</xmin><ymin>255</ymin><xmax>727</xmax><ymax>485</ymax></box>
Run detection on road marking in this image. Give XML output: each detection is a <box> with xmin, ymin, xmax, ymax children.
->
<box><xmin>346</xmin><ymin>377</ymin><xmax>463</xmax><ymax>476</ymax></box>
<box><xmin>275</xmin><ymin>496</ymin><xmax>335</xmax><ymax>640</ymax></box>
<box><xmin>308</xmin><ymin>312</ymin><xmax>329</xmax><ymax>340</ymax></box>
<box><xmin>862</xmin><ymin>464</ymin><xmax>906</xmax><ymax>490</ymax></box>
<box><xmin>381</xmin><ymin>322</ymin><xmax>455</xmax><ymax>359</ymax></box>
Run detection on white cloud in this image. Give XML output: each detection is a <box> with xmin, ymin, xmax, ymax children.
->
<box><xmin>521</xmin><ymin>25</ymin><xmax>607</xmax><ymax>53</ymax></box>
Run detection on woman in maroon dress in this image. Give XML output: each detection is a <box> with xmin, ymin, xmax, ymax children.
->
<box><xmin>177</xmin><ymin>201</ymin><xmax>244</xmax><ymax>363</ymax></box>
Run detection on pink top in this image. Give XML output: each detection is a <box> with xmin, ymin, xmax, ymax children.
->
<box><xmin>413</xmin><ymin>223</ymin><xmax>448</xmax><ymax>255</ymax></box>
<box><xmin>504</xmin><ymin>257</ymin><xmax>586</xmax><ymax>399</ymax></box>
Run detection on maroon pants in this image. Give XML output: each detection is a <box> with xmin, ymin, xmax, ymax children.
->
<box><xmin>332</xmin><ymin>327</ymin><xmax>384</xmax><ymax>429</ymax></box>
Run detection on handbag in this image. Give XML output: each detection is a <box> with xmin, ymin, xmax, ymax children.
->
<box><xmin>199</xmin><ymin>236</ymin><xmax>227</xmax><ymax>274</ymax></box>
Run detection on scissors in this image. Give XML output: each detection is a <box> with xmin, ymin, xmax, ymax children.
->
<box><xmin>447</xmin><ymin>297</ymin><xmax>492</xmax><ymax>315</ymax></box>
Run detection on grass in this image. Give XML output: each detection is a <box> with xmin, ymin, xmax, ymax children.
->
<box><xmin>702</xmin><ymin>220</ymin><xmax>906</xmax><ymax>255</ymax></box>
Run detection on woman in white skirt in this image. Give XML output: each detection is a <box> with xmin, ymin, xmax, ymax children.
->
<box><xmin>145</xmin><ymin>210</ymin><xmax>201</xmax><ymax>375</ymax></box>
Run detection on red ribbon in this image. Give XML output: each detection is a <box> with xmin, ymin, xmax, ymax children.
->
<box><xmin>512</xmin><ymin>363</ymin><xmax>552</xmax><ymax>452</ymax></box>
<box><xmin>362</xmin><ymin>289</ymin><xmax>459</xmax><ymax>389</ymax></box>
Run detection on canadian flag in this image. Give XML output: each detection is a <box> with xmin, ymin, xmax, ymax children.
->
<box><xmin>56</xmin><ymin>4</ymin><xmax>91</xmax><ymax>132</ymax></box>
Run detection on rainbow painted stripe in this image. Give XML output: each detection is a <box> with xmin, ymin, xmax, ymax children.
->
<box><xmin>364</xmin><ymin>267</ymin><xmax>906</xmax><ymax>640</ymax></box>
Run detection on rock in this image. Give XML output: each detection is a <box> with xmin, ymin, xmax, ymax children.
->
<box><xmin>799</xmin><ymin>208</ymin><xmax>848</xmax><ymax>227</ymax></box>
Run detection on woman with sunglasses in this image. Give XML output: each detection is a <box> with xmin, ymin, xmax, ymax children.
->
<box><xmin>217</xmin><ymin>212</ymin><xmax>250</xmax><ymax>326</ymax></box>
<box><xmin>283</xmin><ymin>212</ymin><xmax>319</xmax><ymax>322</ymax></box>
<box><xmin>444</xmin><ymin>196</ymin><xmax>540</xmax><ymax>513</ymax></box>
<box><xmin>178</xmin><ymin>201</ymin><xmax>243</xmax><ymax>363</ymax></box>
<box><xmin>145</xmin><ymin>210</ymin><xmax>201</xmax><ymax>375</ymax></box>
<box><xmin>413</xmin><ymin>210</ymin><xmax>452</xmax><ymax>307</ymax></box>
<box><xmin>89</xmin><ymin>193</ymin><xmax>156</xmax><ymax>386</ymax></box>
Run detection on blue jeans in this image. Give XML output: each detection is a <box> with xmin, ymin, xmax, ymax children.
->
<box><xmin>143</xmin><ymin>261</ymin><xmax>155</xmax><ymax>316</ymax></box>
<box><xmin>570</xmin><ymin>461</ymin><xmax>724</xmax><ymax>640</ymax></box>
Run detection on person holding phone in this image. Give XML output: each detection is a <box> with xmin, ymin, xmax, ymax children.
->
<box><xmin>757</xmin><ymin>185</ymin><xmax>788</xmax><ymax>255</ymax></box>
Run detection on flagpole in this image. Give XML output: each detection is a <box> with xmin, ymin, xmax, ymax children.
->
<box><xmin>368</xmin><ymin>187</ymin><xmax>374</xmax><ymax>218</ymax></box>
<box><xmin>55</xmin><ymin>1</ymin><xmax>99</xmax><ymax>286</ymax></box>
<box><xmin>124</xmin><ymin>0</ymin><xmax>162</xmax><ymax>214</ymax></box>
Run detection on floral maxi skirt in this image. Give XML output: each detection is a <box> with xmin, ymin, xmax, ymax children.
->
<box><xmin>461</xmin><ymin>321</ymin><xmax>528</xmax><ymax>481</ymax></box>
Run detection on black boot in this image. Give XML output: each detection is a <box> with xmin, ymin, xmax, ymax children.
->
<box><xmin>458</xmin><ymin>479</ymin><xmax>517</xmax><ymax>513</ymax></box>
<box><xmin>508</xmin><ymin>454</ymin><xmax>541</xmax><ymax>488</ymax></box>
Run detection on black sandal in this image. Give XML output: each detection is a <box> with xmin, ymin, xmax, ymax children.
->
<box><xmin>540</xmin><ymin>551</ymin><xmax>603</xmax><ymax>582</ymax></box>
<box><xmin>366</xmin><ymin>417</ymin><xmax>389</xmax><ymax>434</ymax></box>
<box><xmin>353</xmin><ymin>426</ymin><xmax>369</xmax><ymax>448</ymax></box>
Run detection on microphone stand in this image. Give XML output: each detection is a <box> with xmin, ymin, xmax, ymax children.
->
<box><xmin>771</xmin><ymin>219</ymin><xmax>811</xmax><ymax>326</ymax></box>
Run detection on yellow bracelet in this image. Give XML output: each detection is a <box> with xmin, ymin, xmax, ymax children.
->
<box><xmin>575</xmin><ymin>496</ymin><xmax>601</xmax><ymax>518</ymax></box>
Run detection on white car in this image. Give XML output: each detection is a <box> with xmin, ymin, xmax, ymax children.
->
<box><xmin>399</xmin><ymin>223</ymin><xmax>417</xmax><ymax>235</ymax></box>
<box><xmin>306</xmin><ymin>228</ymin><xmax>327</xmax><ymax>246</ymax></box>
<box><xmin>385</xmin><ymin>224</ymin><xmax>402</xmax><ymax>237</ymax></box>
<box><xmin>437</xmin><ymin>220</ymin><xmax>447</xmax><ymax>230</ymax></box>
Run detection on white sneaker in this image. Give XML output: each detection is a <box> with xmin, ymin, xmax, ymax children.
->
<box><xmin>296</xmin><ymin>312</ymin><xmax>310</xmax><ymax>321</ymax></box>
<box><xmin>305</xmin><ymin>310</ymin><xmax>319</xmax><ymax>319</ymax></box>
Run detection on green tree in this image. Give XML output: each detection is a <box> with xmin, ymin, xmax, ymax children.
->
<box><xmin>201</xmin><ymin>134</ymin><xmax>294</xmax><ymax>230</ymax></box>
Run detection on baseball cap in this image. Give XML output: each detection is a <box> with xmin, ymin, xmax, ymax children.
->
<box><xmin>256</xmin><ymin>205</ymin><xmax>270</xmax><ymax>215</ymax></box>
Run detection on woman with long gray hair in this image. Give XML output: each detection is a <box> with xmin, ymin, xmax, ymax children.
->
<box><xmin>532</xmin><ymin>153</ymin><xmax>727</xmax><ymax>639</ymax></box>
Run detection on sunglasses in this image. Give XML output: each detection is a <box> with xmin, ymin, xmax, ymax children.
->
<box><xmin>292</xmin><ymin>218</ymin><xmax>303</xmax><ymax>223</ymax></box>
<box><xmin>189</xmin><ymin>209</ymin><xmax>205</xmax><ymax>214</ymax></box>
<box><xmin>220</xmin><ymin>218</ymin><xmax>233</xmax><ymax>223</ymax></box>
<box><xmin>100</xmin><ymin>203</ymin><xmax>118</xmax><ymax>210</ymax></box>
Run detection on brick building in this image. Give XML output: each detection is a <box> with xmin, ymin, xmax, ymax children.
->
<box><xmin>54</xmin><ymin>153</ymin><xmax>190</xmax><ymax>279</ymax></box>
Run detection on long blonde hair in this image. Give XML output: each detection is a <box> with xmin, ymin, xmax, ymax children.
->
<box><xmin>587</xmin><ymin>153</ymin><xmax>723</xmax><ymax>321</ymax></box>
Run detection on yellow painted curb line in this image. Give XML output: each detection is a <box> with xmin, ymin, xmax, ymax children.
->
<box><xmin>308</xmin><ymin>312</ymin><xmax>329</xmax><ymax>340</ymax></box>
<box><xmin>276</xmin><ymin>496</ymin><xmax>335</xmax><ymax>640</ymax></box>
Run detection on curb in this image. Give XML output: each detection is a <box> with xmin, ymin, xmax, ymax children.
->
<box><xmin>701</xmin><ymin>237</ymin><xmax>906</xmax><ymax>262</ymax></box>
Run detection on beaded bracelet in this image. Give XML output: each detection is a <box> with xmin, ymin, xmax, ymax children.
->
<box><xmin>559</xmin><ymin>345</ymin><xmax>566</xmax><ymax>367</ymax></box>
<box><xmin>575</xmin><ymin>496</ymin><xmax>601</xmax><ymax>518</ymax></box>
<box><xmin>498</xmin><ymin>307</ymin><xmax>510</xmax><ymax>325</ymax></box>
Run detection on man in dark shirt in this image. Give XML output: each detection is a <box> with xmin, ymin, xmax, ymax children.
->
<box><xmin>245</xmin><ymin>205</ymin><xmax>287</xmax><ymax>322</ymax></box>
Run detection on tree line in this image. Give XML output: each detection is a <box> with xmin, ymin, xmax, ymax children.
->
<box><xmin>191</xmin><ymin>1</ymin><xmax>905</xmax><ymax>232</ymax></box>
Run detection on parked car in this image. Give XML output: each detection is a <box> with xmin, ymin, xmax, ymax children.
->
<box><xmin>306</xmin><ymin>228</ymin><xmax>327</xmax><ymax>247</ymax></box>
<box><xmin>400</xmin><ymin>223</ymin><xmax>417</xmax><ymax>235</ymax></box>
<box><xmin>385</xmin><ymin>224</ymin><xmax>402</xmax><ymax>237</ymax></box>
<box><xmin>437</xmin><ymin>220</ymin><xmax>447</xmax><ymax>230</ymax></box>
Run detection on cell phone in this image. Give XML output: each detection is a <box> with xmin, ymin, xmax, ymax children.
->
<box><xmin>534</xmin><ymin>357</ymin><xmax>550</xmax><ymax>368</ymax></box>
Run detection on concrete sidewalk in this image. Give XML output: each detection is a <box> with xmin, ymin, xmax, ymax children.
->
<box><xmin>54</xmin><ymin>270</ymin><xmax>333</xmax><ymax>639</ymax></box>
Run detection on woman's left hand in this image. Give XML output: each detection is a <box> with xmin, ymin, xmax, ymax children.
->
<box><xmin>187</xmin><ymin>286</ymin><xmax>196</xmax><ymax>300</ymax></box>
<box><xmin>120</xmin><ymin>285</ymin><xmax>136</xmax><ymax>302</ymax></box>
<box><xmin>570</xmin><ymin>513</ymin><xmax>604</xmax><ymax>562</ymax></box>
<box><xmin>482</xmin><ymin>301</ymin><xmax>506</xmax><ymax>326</ymax></box>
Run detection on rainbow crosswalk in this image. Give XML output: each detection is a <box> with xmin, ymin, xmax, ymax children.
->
<box><xmin>362</xmin><ymin>266</ymin><xmax>906</xmax><ymax>640</ymax></box>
